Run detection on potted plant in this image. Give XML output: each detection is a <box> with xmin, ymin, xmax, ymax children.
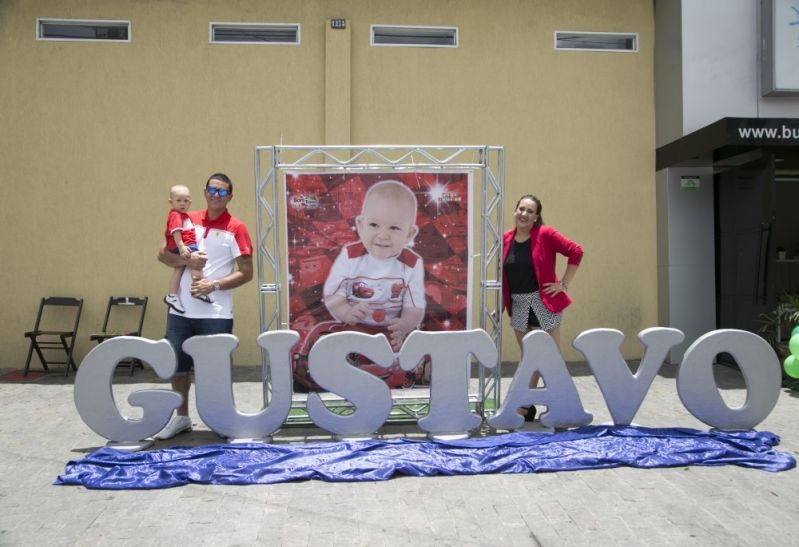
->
<box><xmin>757</xmin><ymin>293</ymin><xmax>799</xmax><ymax>388</ymax></box>
<box><xmin>777</xmin><ymin>245</ymin><xmax>787</xmax><ymax>260</ymax></box>
<box><xmin>757</xmin><ymin>293</ymin><xmax>799</xmax><ymax>348</ymax></box>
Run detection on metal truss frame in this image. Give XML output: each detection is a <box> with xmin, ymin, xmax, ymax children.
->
<box><xmin>253</xmin><ymin>145</ymin><xmax>505</xmax><ymax>423</ymax></box>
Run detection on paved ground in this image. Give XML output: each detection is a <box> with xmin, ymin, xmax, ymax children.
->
<box><xmin>0</xmin><ymin>361</ymin><xmax>797</xmax><ymax>546</ymax></box>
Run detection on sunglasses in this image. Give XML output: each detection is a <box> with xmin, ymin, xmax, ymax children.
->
<box><xmin>206</xmin><ymin>187</ymin><xmax>230</xmax><ymax>197</ymax></box>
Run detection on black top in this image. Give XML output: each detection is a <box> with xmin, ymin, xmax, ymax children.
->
<box><xmin>504</xmin><ymin>237</ymin><xmax>538</xmax><ymax>293</ymax></box>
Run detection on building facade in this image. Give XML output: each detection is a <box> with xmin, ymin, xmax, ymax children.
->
<box><xmin>656</xmin><ymin>0</ymin><xmax>799</xmax><ymax>362</ymax></box>
<box><xmin>2</xmin><ymin>0</ymin><xmax>658</xmax><ymax>368</ymax></box>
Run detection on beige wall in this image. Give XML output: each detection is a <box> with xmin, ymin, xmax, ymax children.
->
<box><xmin>0</xmin><ymin>0</ymin><xmax>656</xmax><ymax>369</ymax></box>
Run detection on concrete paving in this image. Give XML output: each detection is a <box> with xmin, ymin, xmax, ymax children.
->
<box><xmin>0</xmin><ymin>361</ymin><xmax>797</xmax><ymax>546</ymax></box>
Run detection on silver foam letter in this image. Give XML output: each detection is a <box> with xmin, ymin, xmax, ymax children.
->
<box><xmin>573</xmin><ymin>327</ymin><xmax>684</xmax><ymax>425</ymax></box>
<box><xmin>489</xmin><ymin>330</ymin><xmax>592</xmax><ymax>430</ymax></box>
<box><xmin>306</xmin><ymin>331</ymin><xmax>393</xmax><ymax>438</ymax></box>
<box><xmin>186</xmin><ymin>332</ymin><xmax>297</xmax><ymax>441</ymax></box>
<box><xmin>677</xmin><ymin>329</ymin><xmax>781</xmax><ymax>430</ymax></box>
<box><xmin>400</xmin><ymin>329</ymin><xmax>497</xmax><ymax>438</ymax></box>
<box><xmin>74</xmin><ymin>337</ymin><xmax>180</xmax><ymax>442</ymax></box>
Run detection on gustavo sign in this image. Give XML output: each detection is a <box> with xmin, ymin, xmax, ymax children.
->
<box><xmin>74</xmin><ymin>328</ymin><xmax>781</xmax><ymax>445</ymax></box>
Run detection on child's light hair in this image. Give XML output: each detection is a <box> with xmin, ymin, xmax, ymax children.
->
<box><xmin>169</xmin><ymin>184</ymin><xmax>191</xmax><ymax>198</ymax></box>
<box><xmin>362</xmin><ymin>180</ymin><xmax>417</xmax><ymax>223</ymax></box>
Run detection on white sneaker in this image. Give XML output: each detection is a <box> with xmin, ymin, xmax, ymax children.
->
<box><xmin>155</xmin><ymin>415</ymin><xmax>192</xmax><ymax>440</ymax></box>
<box><xmin>193</xmin><ymin>293</ymin><xmax>213</xmax><ymax>304</ymax></box>
<box><xmin>164</xmin><ymin>294</ymin><xmax>185</xmax><ymax>314</ymax></box>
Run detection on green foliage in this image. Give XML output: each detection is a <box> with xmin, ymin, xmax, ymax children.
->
<box><xmin>756</xmin><ymin>293</ymin><xmax>799</xmax><ymax>348</ymax></box>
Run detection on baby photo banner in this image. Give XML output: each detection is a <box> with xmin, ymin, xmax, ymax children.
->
<box><xmin>284</xmin><ymin>171</ymin><xmax>473</xmax><ymax>391</ymax></box>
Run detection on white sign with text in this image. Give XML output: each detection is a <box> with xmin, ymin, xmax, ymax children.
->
<box><xmin>73</xmin><ymin>328</ymin><xmax>782</xmax><ymax>445</ymax></box>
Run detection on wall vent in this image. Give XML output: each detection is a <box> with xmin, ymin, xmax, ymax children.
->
<box><xmin>371</xmin><ymin>25</ymin><xmax>458</xmax><ymax>48</ymax></box>
<box><xmin>554</xmin><ymin>31</ymin><xmax>638</xmax><ymax>52</ymax></box>
<box><xmin>37</xmin><ymin>19</ymin><xmax>130</xmax><ymax>42</ymax></box>
<box><xmin>210</xmin><ymin>23</ymin><xmax>300</xmax><ymax>44</ymax></box>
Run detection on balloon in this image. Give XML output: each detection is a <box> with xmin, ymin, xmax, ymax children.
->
<box><xmin>789</xmin><ymin>334</ymin><xmax>799</xmax><ymax>357</ymax></box>
<box><xmin>784</xmin><ymin>355</ymin><xmax>799</xmax><ymax>379</ymax></box>
<box><xmin>792</xmin><ymin>326</ymin><xmax>799</xmax><ymax>338</ymax></box>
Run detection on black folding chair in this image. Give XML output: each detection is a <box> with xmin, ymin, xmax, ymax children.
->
<box><xmin>89</xmin><ymin>296</ymin><xmax>148</xmax><ymax>375</ymax></box>
<box><xmin>23</xmin><ymin>297</ymin><xmax>84</xmax><ymax>377</ymax></box>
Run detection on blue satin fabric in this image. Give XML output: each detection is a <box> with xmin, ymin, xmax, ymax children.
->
<box><xmin>55</xmin><ymin>426</ymin><xmax>795</xmax><ymax>490</ymax></box>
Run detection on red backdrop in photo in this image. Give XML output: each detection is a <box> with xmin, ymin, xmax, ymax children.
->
<box><xmin>286</xmin><ymin>171</ymin><xmax>471</xmax><ymax>391</ymax></box>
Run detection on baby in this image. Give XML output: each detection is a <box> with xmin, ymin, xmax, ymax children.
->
<box><xmin>163</xmin><ymin>185</ymin><xmax>210</xmax><ymax>314</ymax></box>
<box><xmin>324</xmin><ymin>180</ymin><xmax>426</xmax><ymax>351</ymax></box>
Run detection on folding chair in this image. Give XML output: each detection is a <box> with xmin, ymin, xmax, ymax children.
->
<box><xmin>23</xmin><ymin>297</ymin><xmax>84</xmax><ymax>377</ymax></box>
<box><xmin>89</xmin><ymin>296</ymin><xmax>148</xmax><ymax>375</ymax></box>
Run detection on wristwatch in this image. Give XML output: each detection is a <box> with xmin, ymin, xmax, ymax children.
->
<box><xmin>212</xmin><ymin>280</ymin><xmax>222</xmax><ymax>292</ymax></box>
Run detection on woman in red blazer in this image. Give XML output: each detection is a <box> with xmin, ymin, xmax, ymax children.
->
<box><xmin>502</xmin><ymin>195</ymin><xmax>583</xmax><ymax>420</ymax></box>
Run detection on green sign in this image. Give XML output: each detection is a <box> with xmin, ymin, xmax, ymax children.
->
<box><xmin>680</xmin><ymin>176</ymin><xmax>700</xmax><ymax>191</ymax></box>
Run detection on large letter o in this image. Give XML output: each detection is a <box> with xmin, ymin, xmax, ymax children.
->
<box><xmin>677</xmin><ymin>329</ymin><xmax>781</xmax><ymax>430</ymax></box>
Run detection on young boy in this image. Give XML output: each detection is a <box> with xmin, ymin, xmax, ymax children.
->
<box><xmin>163</xmin><ymin>185</ymin><xmax>211</xmax><ymax>314</ymax></box>
<box><xmin>324</xmin><ymin>180</ymin><xmax>426</xmax><ymax>351</ymax></box>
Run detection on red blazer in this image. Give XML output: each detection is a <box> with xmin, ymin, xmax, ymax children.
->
<box><xmin>502</xmin><ymin>226</ymin><xmax>583</xmax><ymax>314</ymax></box>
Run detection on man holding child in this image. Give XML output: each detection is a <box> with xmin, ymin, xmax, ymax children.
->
<box><xmin>156</xmin><ymin>172</ymin><xmax>253</xmax><ymax>440</ymax></box>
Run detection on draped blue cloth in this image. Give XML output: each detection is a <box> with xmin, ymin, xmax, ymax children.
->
<box><xmin>55</xmin><ymin>426</ymin><xmax>795</xmax><ymax>490</ymax></box>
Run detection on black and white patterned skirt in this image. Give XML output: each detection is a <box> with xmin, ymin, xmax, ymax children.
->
<box><xmin>510</xmin><ymin>291</ymin><xmax>561</xmax><ymax>332</ymax></box>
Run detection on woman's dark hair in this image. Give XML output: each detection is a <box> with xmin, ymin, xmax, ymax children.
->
<box><xmin>206</xmin><ymin>172</ymin><xmax>233</xmax><ymax>193</ymax></box>
<box><xmin>516</xmin><ymin>194</ymin><xmax>544</xmax><ymax>226</ymax></box>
